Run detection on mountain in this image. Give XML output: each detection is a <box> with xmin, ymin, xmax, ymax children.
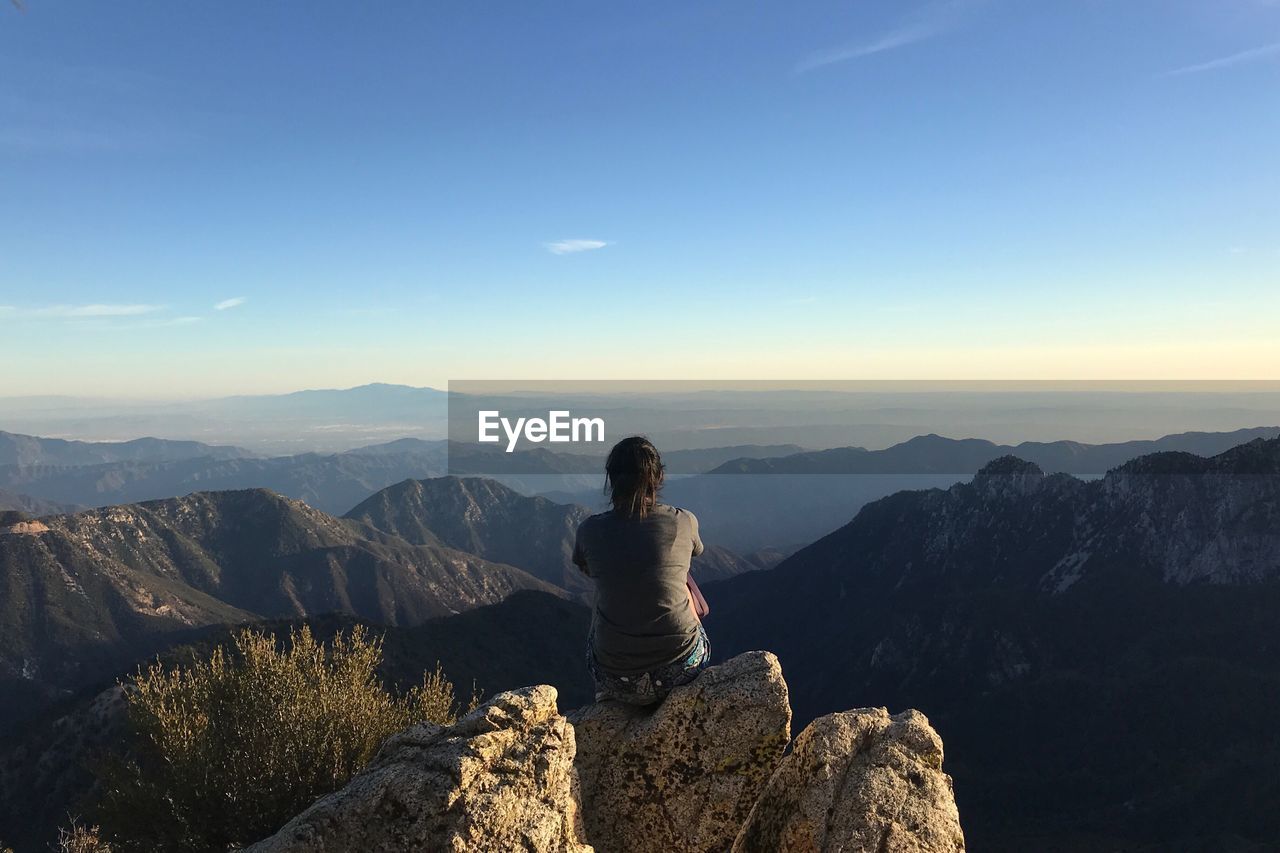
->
<box><xmin>660</xmin><ymin>444</ymin><xmax>806</xmax><ymax>473</ymax></box>
<box><xmin>0</xmin><ymin>489</ymin><xmax>78</xmax><ymax>517</ymax></box>
<box><xmin>706</xmin><ymin>437</ymin><xmax>1280</xmax><ymax>851</ymax></box>
<box><xmin>344</xmin><ymin>437</ymin><xmax>447</xmax><ymax>456</ymax></box>
<box><xmin>0</xmin><ymin>435</ymin><xmax>802</xmax><ymax>517</ymax></box>
<box><xmin>446</xmin><ymin>442</ymin><xmax>806</xmax><ymax>478</ymax></box>
<box><xmin>658</xmin><ymin>427</ymin><xmax>1280</xmax><ymax>552</ymax></box>
<box><xmin>0</xmin><ymin>488</ymin><xmax>558</xmax><ymax>727</ymax></box>
<box><xmin>345</xmin><ymin>477</ymin><xmax>592</xmax><ymax>594</ymax></box>
<box><xmin>691</xmin><ymin>544</ymin><xmax>784</xmax><ymax>582</ymax></box>
<box><xmin>344</xmin><ymin>476</ymin><xmax>768</xmax><ymax>596</ymax></box>
<box><xmin>709</xmin><ymin>427</ymin><xmax>1280</xmax><ymax>475</ymax></box>
<box><xmin>209</xmin><ymin>383</ymin><xmax>447</xmax><ymax>420</ymax></box>
<box><xmin>0</xmin><ymin>430</ymin><xmax>252</xmax><ymax>466</ymax></box>
<box><xmin>0</xmin><ymin>446</ymin><xmax>448</xmax><ymax>515</ymax></box>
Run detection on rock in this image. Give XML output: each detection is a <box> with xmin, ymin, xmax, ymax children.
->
<box><xmin>972</xmin><ymin>455</ymin><xmax>1045</xmax><ymax>499</ymax></box>
<box><xmin>245</xmin><ymin>685</ymin><xmax>591</xmax><ymax>853</ymax></box>
<box><xmin>243</xmin><ymin>655</ymin><xmax>965</xmax><ymax>853</ymax></box>
<box><xmin>732</xmin><ymin>707</ymin><xmax>965</xmax><ymax>853</ymax></box>
<box><xmin>569</xmin><ymin>651</ymin><xmax>791</xmax><ymax>853</ymax></box>
<box><xmin>0</xmin><ymin>519</ymin><xmax>48</xmax><ymax>536</ymax></box>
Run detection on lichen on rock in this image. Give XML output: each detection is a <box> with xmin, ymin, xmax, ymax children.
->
<box><xmin>570</xmin><ymin>650</ymin><xmax>791</xmax><ymax>853</ymax></box>
<box><xmin>245</xmin><ymin>685</ymin><xmax>591</xmax><ymax>853</ymax></box>
<box><xmin>732</xmin><ymin>706</ymin><xmax>966</xmax><ymax>853</ymax></box>
<box><xmin>243</xmin><ymin>653</ymin><xmax>965</xmax><ymax>853</ymax></box>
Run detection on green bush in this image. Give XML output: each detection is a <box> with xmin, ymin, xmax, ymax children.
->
<box><xmin>96</xmin><ymin>625</ymin><xmax>476</xmax><ymax>852</ymax></box>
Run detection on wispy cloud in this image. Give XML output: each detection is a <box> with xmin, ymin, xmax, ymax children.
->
<box><xmin>214</xmin><ymin>296</ymin><xmax>247</xmax><ymax>310</ymax></box>
<box><xmin>73</xmin><ymin>315</ymin><xmax>204</xmax><ymax>332</ymax></box>
<box><xmin>545</xmin><ymin>239</ymin><xmax>610</xmax><ymax>255</ymax></box>
<box><xmin>0</xmin><ymin>303</ymin><xmax>165</xmax><ymax>322</ymax></box>
<box><xmin>795</xmin><ymin>0</ymin><xmax>969</xmax><ymax>73</ymax></box>
<box><xmin>1164</xmin><ymin>40</ymin><xmax>1280</xmax><ymax>76</ymax></box>
<box><xmin>0</xmin><ymin>303</ymin><xmax>206</xmax><ymax>331</ymax></box>
<box><xmin>31</xmin><ymin>303</ymin><xmax>163</xmax><ymax>318</ymax></box>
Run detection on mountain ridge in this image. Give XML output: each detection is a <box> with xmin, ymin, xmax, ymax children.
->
<box><xmin>708</xmin><ymin>426</ymin><xmax>1280</xmax><ymax>475</ymax></box>
<box><xmin>0</xmin><ymin>430</ymin><xmax>253</xmax><ymax>467</ymax></box>
<box><xmin>345</xmin><ymin>476</ymin><xmax>768</xmax><ymax>594</ymax></box>
<box><xmin>706</xmin><ymin>436</ymin><xmax>1280</xmax><ymax>850</ymax></box>
<box><xmin>0</xmin><ymin>487</ymin><xmax>560</xmax><ymax>728</ymax></box>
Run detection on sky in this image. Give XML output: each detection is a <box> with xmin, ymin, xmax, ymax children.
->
<box><xmin>1</xmin><ymin>0</ymin><xmax>1278</xmax><ymax>398</ymax></box>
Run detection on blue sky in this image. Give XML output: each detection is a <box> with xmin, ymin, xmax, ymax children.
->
<box><xmin>1</xmin><ymin>0</ymin><xmax>1277</xmax><ymax>397</ymax></box>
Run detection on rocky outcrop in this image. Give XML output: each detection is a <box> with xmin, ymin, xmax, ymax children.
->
<box><xmin>245</xmin><ymin>685</ymin><xmax>590</xmax><ymax>853</ymax></box>
<box><xmin>570</xmin><ymin>651</ymin><xmax>791</xmax><ymax>853</ymax></box>
<box><xmin>0</xmin><ymin>519</ymin><xmax>49</xmax><ymax>536</ymax></box>
<box><xmin>245</xmin><ymin>655</ymin><xmax>963</xmax><ymax>853</ymax></box>
<box><xmin>733</xmin><ymin>707</ymin><xmax>965</xmax><ymax>853</ymax></box>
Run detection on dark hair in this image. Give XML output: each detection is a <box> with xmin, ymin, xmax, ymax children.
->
<box><xmin>604</xmin><ymin>436</ymin><xmax>664</xmax><ymax>518</ymax></box>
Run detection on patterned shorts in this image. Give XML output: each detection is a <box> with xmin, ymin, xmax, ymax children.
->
<box><xmin>587</xmin><ymin>624</ymin><xmax>712</xmax><ymax>706</ymax></box>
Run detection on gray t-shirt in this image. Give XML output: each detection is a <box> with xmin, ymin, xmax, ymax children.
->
<box><xmin>573</xmin><ymin>503</ymin><xmax>704</xmax><ymax>676</ymax></box>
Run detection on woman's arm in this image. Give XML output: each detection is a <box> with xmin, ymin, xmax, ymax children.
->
<box><xmin>687</xmin><ymin>573</ymin><xmax>709</xmax><ymax>620</ymax></box>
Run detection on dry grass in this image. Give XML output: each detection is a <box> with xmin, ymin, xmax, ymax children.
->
<box><xmin>58</xmin><ymin>823</ymin><xmax>112</xmax><ymax>853</ymax></box>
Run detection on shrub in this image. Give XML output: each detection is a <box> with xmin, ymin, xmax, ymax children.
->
<box><xmin>58</xmin><ymin>823</ymin><xmax>112</xmax><ymax>853</ymax></box>
<box><xmin>96</xmin><ymin>625</ymin><xmax>476</xmax><ymax>852</ymax></box>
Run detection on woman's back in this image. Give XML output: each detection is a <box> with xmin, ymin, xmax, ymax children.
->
<box><xmin>574</xmin><ymin>503</ymin><xmax>703</xmax><ymax>676</ymax></box>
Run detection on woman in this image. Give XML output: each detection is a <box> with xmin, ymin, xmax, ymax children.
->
<box><xmin>573</xmin><ymin>436</ymin><xmax>712</xmax><ymax>705</ymax></box>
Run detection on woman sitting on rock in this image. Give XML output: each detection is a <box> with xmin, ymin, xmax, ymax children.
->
<box><xmin>573</xmin><ymin>435</ymin><xmax>712</xmax><ymax>705</ymax></box>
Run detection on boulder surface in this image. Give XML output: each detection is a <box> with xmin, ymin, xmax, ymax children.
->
<box><xmin>732</xmin><ymin>707</ymin><xmax>966</xmax><ymax>853</ymax></box>
<box><xmin>245</xmin><ymin>655</ymin><xmax>965</xmax><ymax>853</ymax></box>
<box><xmin>569</xmin><ymin>650</ymin><xmax>791</xmax><ymax>853</ymax></box>
<box><xmin>245</xmin><ymin>685</ymin><xmax>591</xmax><ymax>853</ymax></box>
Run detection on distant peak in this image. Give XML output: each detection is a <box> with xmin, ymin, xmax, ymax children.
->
<box><xmin>976</xmin><ymin>456</ymin><xmax>1044</xmax><ymax>478</ymax></box>
<box><xmin>904</xmin><ymin>433</ymin><xmax>949</xmax><ymax>444</ymax></box>
<box><xmin>972</xmin><ymin>456</ymin><xmax>1046</xmax><ymax>498</ymax></box>
<box><xmin>898</xmin><ymin>433</ymin><xmax>994</xmax><ymax>448</ymax></box>
<box><xmin>164</xmin><ymin>486</ymin><xmax>299</xmax><ymax>511</ymax></box>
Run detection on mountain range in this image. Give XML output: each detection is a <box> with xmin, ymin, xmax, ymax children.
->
<box><xmin>2</xmin><ymin>431</ymin><xmax>1279</xmax><ymax>850</ymax></box>
<box><xmin>708</xmin><ymin>427</ymin><xmax>1280</xmax><ymax>475</ymax></box>
<box><xmin>344</xmin><ymin>476</ymin><xmax>772</xmax><ymax>596</ymax></box>
<box><xmin>0</xmin><ymin>444</ymin><xmax>448</xmax><ymax>515</ymax></box>
<box><xmin>0</xmin><ymin>473</ymin><xmax>764</xmax><ymax>730</ymax></box>
<box><xmin>12</xmin><ymin>382</ymin><xmax>1280</xmax><ymax>457</ymax></box>
<box><xmin>0</xmin><ymin>489</ymin><xmax>76</xmax><ymax>517</ymax></box>
<box><xmin>706</xmin><ymin>436</ymin><xmax>1280</xmax><ymax>851</ymax></box>
<box><xmin>0</xmin><ymin>488</ymin><xmax>559</xmax><ymax>727</ymax></box>
<box><xmin>0</xmin><ymin>434</ymin><xmax>803</xmax><ymax>520</ymax></box>
<box><xmin>658</xmin><ymin>427</ymin><xmax>1280</xmax><ymax>552</ymax></box>
<box><xmin>0</xmin><ymin>431</ymin><xmax>252</xmax><ymax>467</ymax></box>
